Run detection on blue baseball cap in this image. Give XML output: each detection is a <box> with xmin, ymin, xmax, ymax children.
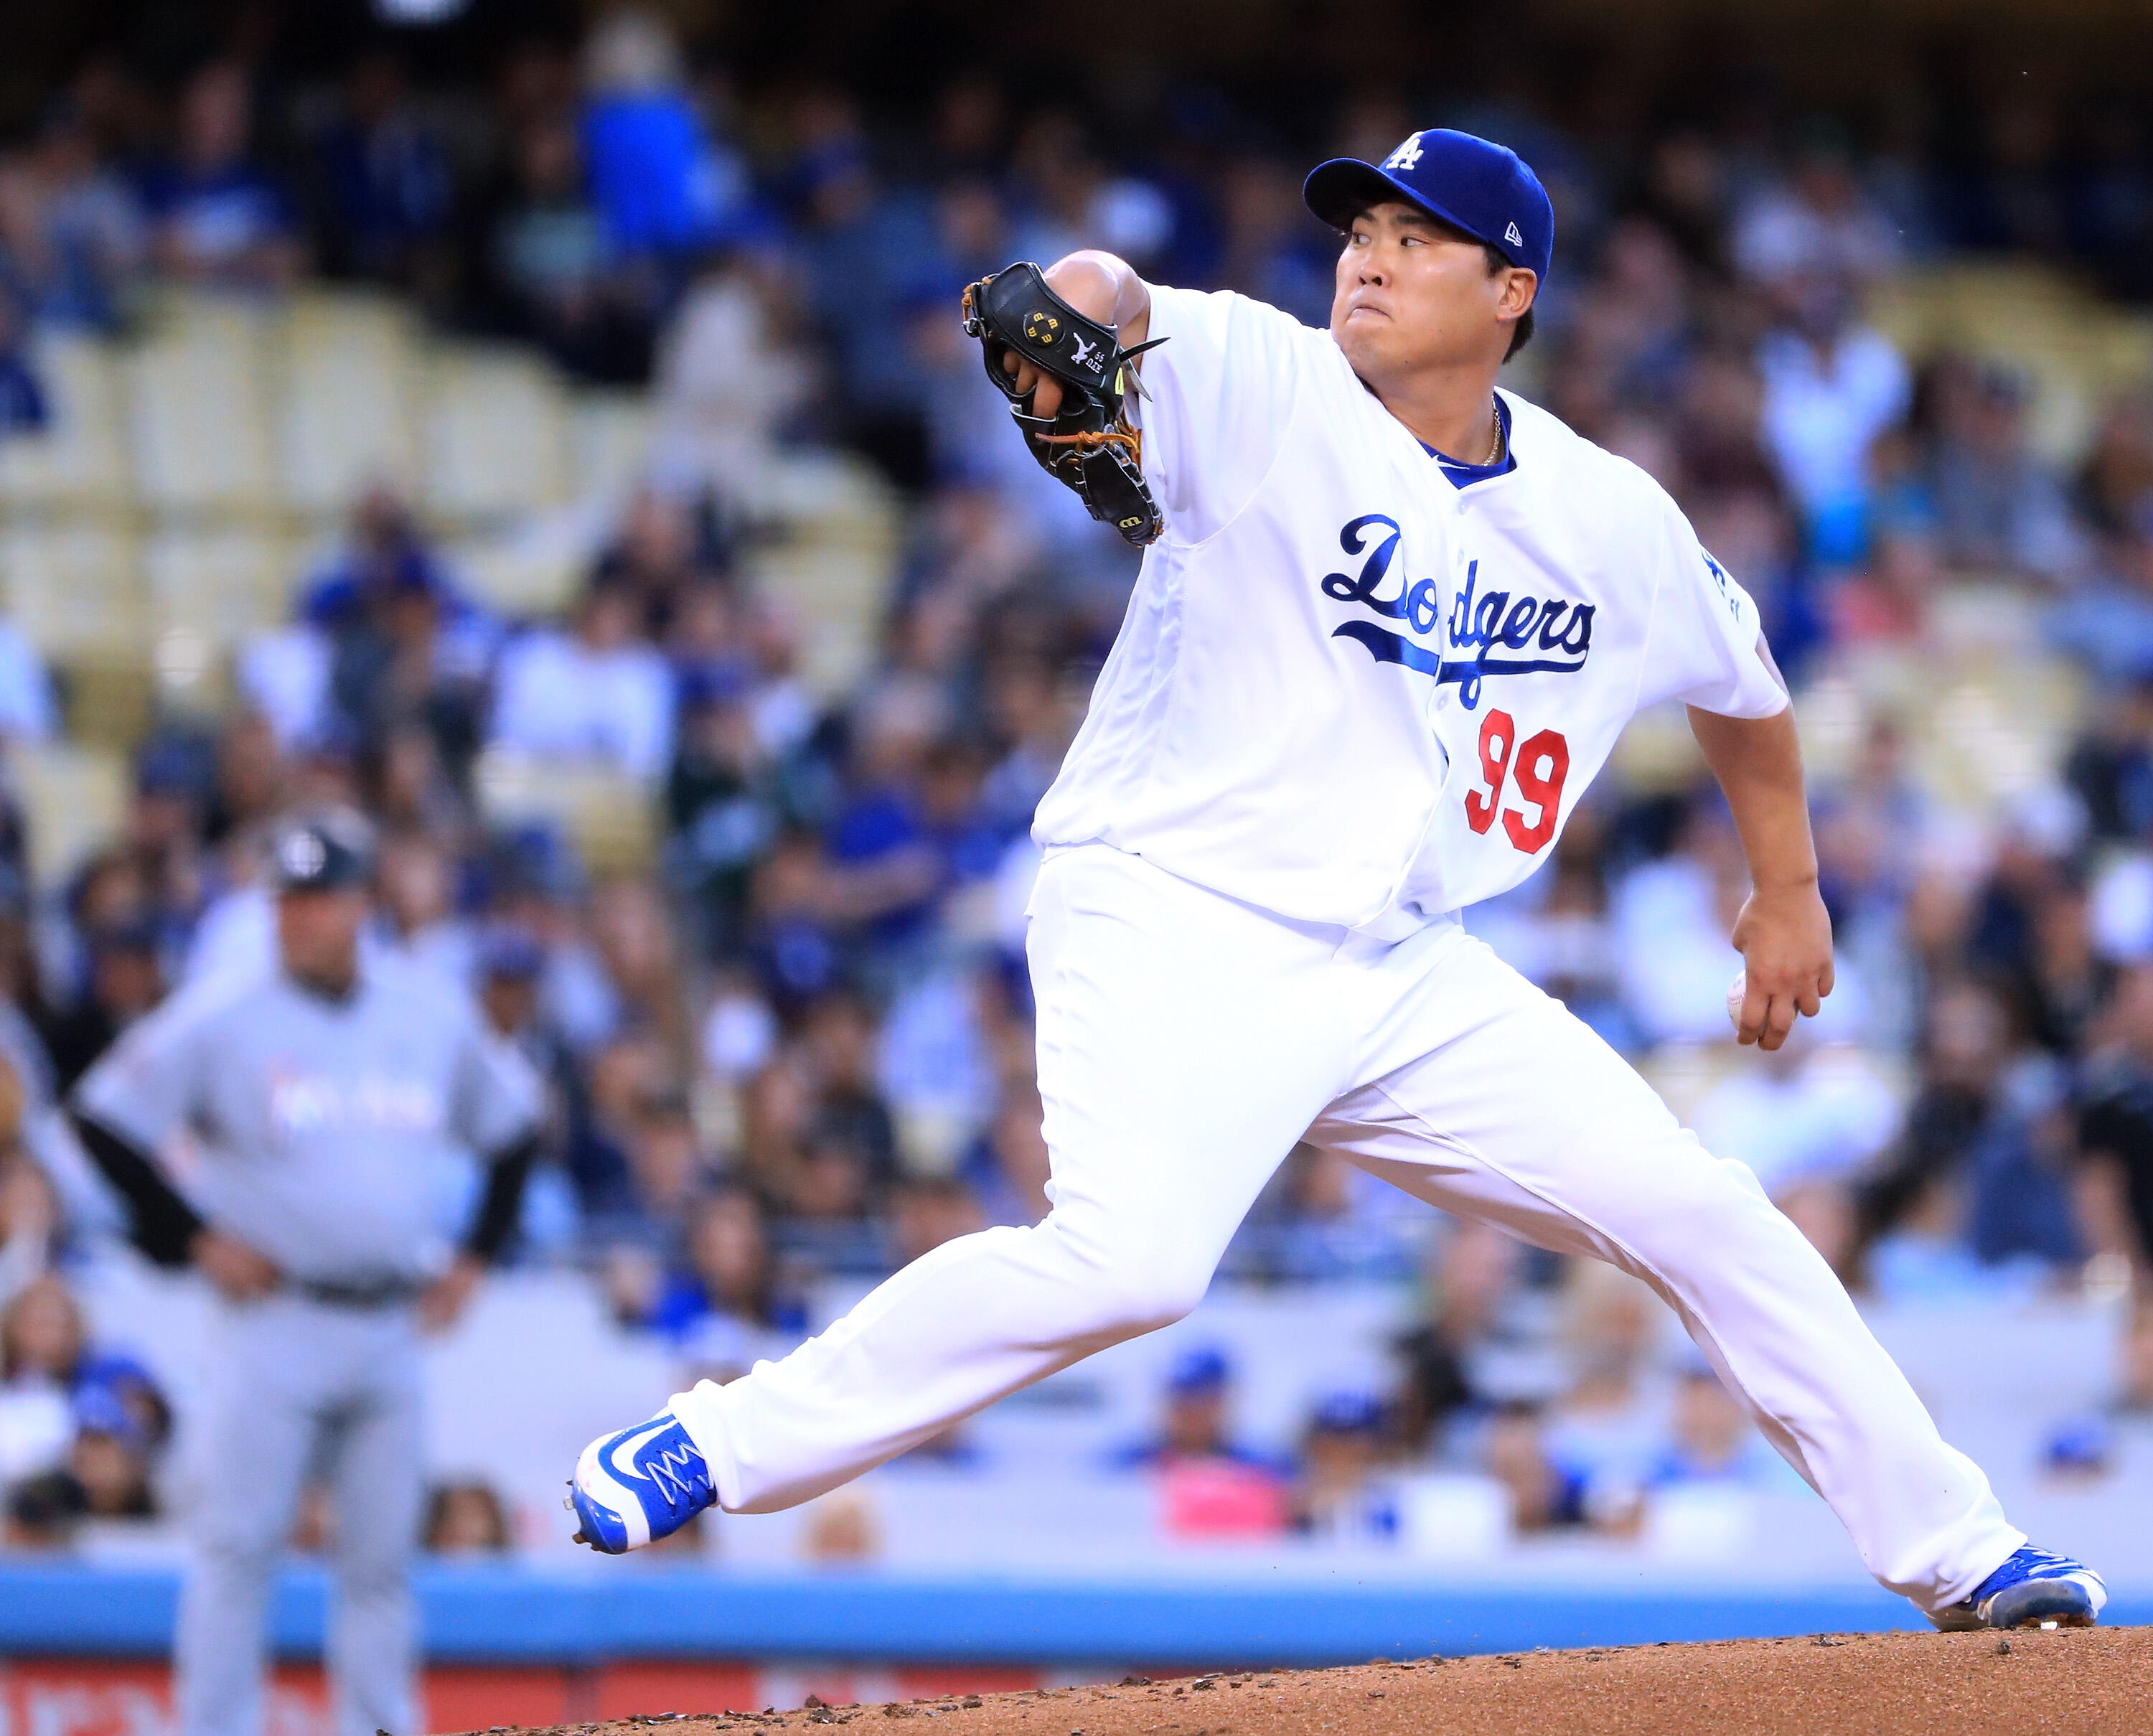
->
<box><xmin>1304</xmin><ymin>128</ymin><xmax>1554</xmax><ymax>285</ymax></box>
<box><xmin>1166</xmin><ymin>1345</ymin><xmax>1232</xmax><ymax>1396</ymax></box>
<box><xmin>72</xmin><ymin>1382</ymin><xmax>149</xmax><ymax>1453</ymax></box>
<box><xmin>1308</xmin><ymin>1389</ymin><xmax>1388</xmax><ymax>1436</ymax></box>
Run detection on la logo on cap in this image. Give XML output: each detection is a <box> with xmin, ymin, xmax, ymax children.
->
<box><xmin>1383</xmin><ymin>134</ymin><xmax>1424</xmax><ymax>172</ymax></box>
<box><xmin>1505</xmin><ymin>220</ymin><xmax>1524</xmax><ymax>248</ymax></box>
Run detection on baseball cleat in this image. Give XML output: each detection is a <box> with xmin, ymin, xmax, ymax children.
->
<box><xmin>1928</xmin><ymin>1545</ymin><xmax>2106</xmax><ymax>1631</ymax></box>
<box><xmin>568</xmin><ymin>1410</ymin><xmax>716</xmax><ymax>1553</ymax></box>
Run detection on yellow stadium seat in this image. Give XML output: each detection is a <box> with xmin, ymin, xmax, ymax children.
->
<box><xmin>57</xmin><ymin>649</ymin><xmax>157</xmax><ymax>750</ymax></box>
<box><xmin>126</xmin><ymin>299</ymin><xmax>279</xmax><ymax>515</ymax></box>
<box><xmin>445</xmin><ymin>525</ymin><xmax>587</xmax><ymax>618</ymax></box>
<box><xmin>144</xmin><ymin>523</ymin><xmax>299</xmax><ymax>646</ymax></box>
<box><xmin>744</xmin><ymin>538</ymin><xmax>891</xmax><ymax>699</ymax></box>
<box><xmin>279</xmin><ymin>291</ymin><xmax>423</xmax><ymax>515</ymax></box>
<box><xmin>421</xmin><ymin>346</ymin><xmax>572</xmax><ymax>522</ymax></box>
<box><xmin>1867</xmin><ymin>262</ymin><xmax>2153</xmax><ymax>464</ymax></box>
<box><xmin>473</xmin><ymin>746</ymin><xmax>657</xmax><ymax>876</ymax></box>
<box><xmin>11</xmin><ymin>739</ymin><xmax>128</xmax><ymax>886</ymax></box>
<box><xmin>1608</xmin><ymin>700</ymin><xmax>1707</xmax><ymax>793</ymax></box>
<box><xmin>568</xmin><ymin>392</ymin><xmax>655</xmax><ymax>507</ymax></box>
<box><xmin>0</xmin><ymin>518</ymin><xmax>147</xmax><ymax>656</ymax></box>
<box><xmin>0</xmin><ymin>332</ymin><xmax>132</xmax><ymax>510</ymax></box>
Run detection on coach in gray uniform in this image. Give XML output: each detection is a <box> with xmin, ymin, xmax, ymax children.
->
<box><xmin>70</xmin><ymin>810</ymin><xmax>544</xmax><ymax>1736</ymax></box>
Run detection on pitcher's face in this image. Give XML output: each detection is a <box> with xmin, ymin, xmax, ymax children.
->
<box><xmin>1331</xmin><ymin>201</ymin><xmax>1533</xmax><ymax>388</ymax></box>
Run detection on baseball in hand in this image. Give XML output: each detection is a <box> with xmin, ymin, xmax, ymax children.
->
<box><xmin>1727</xmin><ymin>970</ymin><xmax>1747</xmax><ymax>1032</ymax></box>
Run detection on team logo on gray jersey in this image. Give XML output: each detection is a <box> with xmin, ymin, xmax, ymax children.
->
<box><xmin>269</xmin><ymin>1069</ymin><xmax>446</xmax><ymax>1137</ymax></box>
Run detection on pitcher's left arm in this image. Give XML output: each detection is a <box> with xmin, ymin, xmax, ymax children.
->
<box><xmin>1687</xmin><ymin>635</ymin><xmax>1834</xmax><ymax>1052</ymax></box>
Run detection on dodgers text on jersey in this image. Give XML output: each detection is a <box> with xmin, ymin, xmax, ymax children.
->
<box><xmin>1318</xmin><ymin>514</ymin><xmax>1595</xmax><ymax>710</ymax></box>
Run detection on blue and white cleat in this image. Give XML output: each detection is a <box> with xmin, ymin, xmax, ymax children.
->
<box><xmin>568</xmin><ymin>1410</ymin><xmax>717</xmax><ymax>1554</ymax></box>
<box><xmin>1929</xmin><ymin>1546</ymin><xmax>2106</xmax><ymax>1631</ymax></box>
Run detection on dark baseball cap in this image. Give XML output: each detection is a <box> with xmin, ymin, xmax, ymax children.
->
<box><xmin>267</xmin><ymin>810</ymin><xmax>375</xmax><ymax>893</ymax></box>
<box><xmin>1303</xmin><ymin>128</ymin><xmax>1554</xmax><ymax>285</ymax></box>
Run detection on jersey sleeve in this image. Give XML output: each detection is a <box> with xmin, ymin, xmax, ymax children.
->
<box><xmin>1636</xmin><ymin>494</ymin><xmax>1789</xmax><ymax>719</ymax></box>
<box><xmin>1133</xmin><ymin>285</ymin><xmax>1317</xmax><ymax>546</ymax></box>
<box><xmin>71</xmin><ymin>982</ymin><xmax>220</xmax><ymax>1151</ymax></box>
<box><xmin>447</xmin><ymin>1005</ymin><xmax>545</xmax><ymax>1155</ymax></box>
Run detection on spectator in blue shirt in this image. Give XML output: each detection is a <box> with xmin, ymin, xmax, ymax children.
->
<box><xmin>647</xmin><ymin>1182</ymin><xmax>806</xmax><ymax>1348</ymax></box>
<box><xmin>309</xmin><ymin>50</ymin><xmax>454</xmax><ymax>290</ymax></box>
<box><xmin>579</xmin><ymin>11</ymin><xmax>751</xmax><ymax>263</ymax></box>
<box><xmin>0</xmin><ymin>95</ymin><xmax>146</xmax><ymax>332</ymax></box>
<box><xmin>139</xmin><ymin>61</ymin><xmax>300</xmax><ymax>292</ymax></box>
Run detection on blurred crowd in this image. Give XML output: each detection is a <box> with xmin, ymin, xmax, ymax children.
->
<box><xmin>1</xmin><ymin>9</ymin><xmax>2153</xmax><ymax>1557</ymax></box>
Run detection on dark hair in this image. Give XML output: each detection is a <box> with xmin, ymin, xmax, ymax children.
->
<box><xmin>1341</xmin><ymin>207</ymin><xmax>1536</xmax><ymax>361</ymax></box>
<box><xmin>423</xmin><ymin>1480</ymin><xmax>510</xmax><ymax>1553</ymax></box>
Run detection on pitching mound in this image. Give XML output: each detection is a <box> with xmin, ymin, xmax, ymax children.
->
<box><xmin>473</xmin><ymin>1623</ymin><xmax>2146</xmax><ymax>1736</ymax></box>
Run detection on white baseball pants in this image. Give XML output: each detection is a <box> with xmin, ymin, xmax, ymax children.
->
<box><xmin>672</xmin><ymin>843</ymin><xmax>2022</xmax><ymax>1610</ymax></box>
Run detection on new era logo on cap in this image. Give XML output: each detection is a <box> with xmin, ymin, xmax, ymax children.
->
<box><xmin>1505</xmin><ymin>220</ymin><xmax>1524</xmax><ymax>248</ymax></box>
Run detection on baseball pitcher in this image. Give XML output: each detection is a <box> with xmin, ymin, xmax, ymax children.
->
<box><xmin>570</xmin><ymin>130</ymin><xmax>2101</xmax><ymax>1633</ymax></box>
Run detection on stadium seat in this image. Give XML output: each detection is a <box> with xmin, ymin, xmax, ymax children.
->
<box><xmin>0</xmin><ymin>521</ymin><xmax>156</xmax><ymax>747</ymax></box>
<box><xmin>55</xmin><ymin>652</ymin><xmax>158</xmax><ymax>749</ymax></box>
<box><xmin>279</xmin><ymin>290</ymin><xmax>423</xmax><ymax>517</ymax></box>
<box><xmin>472</xmin><ymin>746</ymin><xmax>659</xmax><ymax>875</ymax></box>
<box><xmin>1607</xmin><ymin>700</ymin><xmax>1707</xmax><ymax>793</ymax></box>
<box><xmin>1868</xmin><ymin>262</ymin><xmax>2153</xmax><ymax>464</ymax></box>
<box><xmin>446</xmin><ymin>520</ymin><xmax>591</xmax><ymax>618</ymax></box>
<box><xmin>144</xmin><ymin>522</ymin><xmax>298</xmax><ymax>648</ymax></box>
<box><xmin>743</xmin><ymin>540</ymin><xmax>892</xmax><ymax>698</ymax></box>
<box><xmin>0</xmin><ymin>331</ymin><xmax>132</xmax><ymax>511</ymax></box>
<box><xmin>124</xmin><ymin>294</ymin><xmax>281</xmax><ymax>515</ymax></box>
<box><xmin>0</xmin><ymin>517</ymin><xmax>148</xmax><ymax>657</ymax></box>
<box><xmin>738</xmin><ymin>451</ymin><xmax>902</xmax><ymax>698</ymax></box>
<box><xmin>568</xmin><ymin>391</ymin><xmax>655</xmax><ymax>508</ymax></box>
<box><xmin>421</xmin><ymin>346</ymin><xmax>573</xmax><ymax>522</ymax></box>
<box><xmin>11</xmin><ymin>738</ymin><xmax>128</xmax><ymax>885</ymax></box>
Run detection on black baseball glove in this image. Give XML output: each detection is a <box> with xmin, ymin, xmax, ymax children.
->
<box><xmin>961</xmin><ymin>261</ymin><xmax>1168</xmax><ymax>546</ymax></box>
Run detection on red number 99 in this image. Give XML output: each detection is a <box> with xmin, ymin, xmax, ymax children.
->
<box><xmin>1462</xmin><ymin>708</ymin><xmax>1570</xmax><ymax>853</ymax></box>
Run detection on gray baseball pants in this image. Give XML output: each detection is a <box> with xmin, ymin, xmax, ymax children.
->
<box><xmin>175</xmin><ymin>1292</ymin><xmax>423</xmax><ymax>1736</ymax></box>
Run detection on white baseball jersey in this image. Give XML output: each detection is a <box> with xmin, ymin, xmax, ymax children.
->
<box><xmin>1032</xmin><ymin>283</ymin><xmax>1787</xmax><ymax>931</ymax></box>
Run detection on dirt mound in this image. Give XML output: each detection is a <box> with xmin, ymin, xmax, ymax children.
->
<box><xmin>471</xmin><ymin>1623</ymin><xmax>2145</xmax><ymax>1736</ymax></box>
